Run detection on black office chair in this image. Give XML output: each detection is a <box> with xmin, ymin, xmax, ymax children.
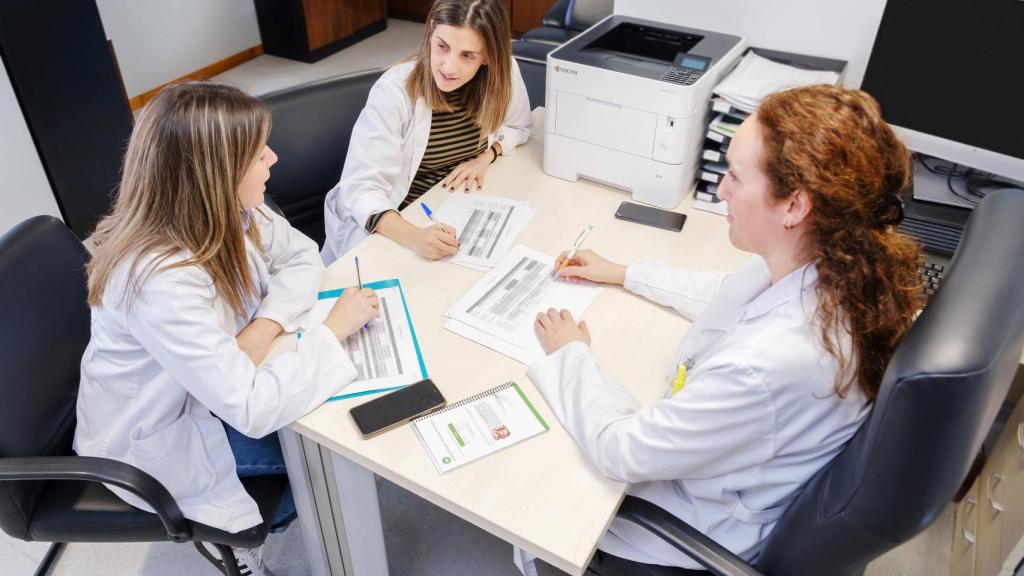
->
<box><xmin>259</xmin><ymin>68</ymin><xmax>385</xmax><ymax>247</ymax></box>
<box><xmin>0</xmin><ymin>216</ymin><xmax>288</xmax><ymax>576</ymax></box>
<box><xmin>588</xmin><ymin>189</ymin><xmax>1024</xmax><ymax>575</ymax></box>
<box><xmin>512</xmin><ymin>0</ymin><xmax>613</xmax><ymax>109</ymax></box>
<box><xmin>520</xmin><ymin>0</ymin><xmax>613</xmax><ymax>46</ymax></box>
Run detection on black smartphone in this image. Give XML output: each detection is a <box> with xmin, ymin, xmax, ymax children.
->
<box><xmin>350</xmin><ymin>379</ymin><xmax>446</xmax><ymax>438</ymax></box>
<box><xmin>614</xmin><ymin>201</ymin><xmax>687</xmax><ymax>232</ymax></box>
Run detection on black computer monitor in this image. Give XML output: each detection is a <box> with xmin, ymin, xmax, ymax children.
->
<box><xmin>859</xmin><ymin>0</ymin><xmax>1024</xmax><ymax>182</ymax></box>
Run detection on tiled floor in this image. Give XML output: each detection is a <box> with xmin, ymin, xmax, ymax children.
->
<box><xmin>1</xmin><ymin>14</ymin><xmax>956</xmax><ymax>576</ymax></box>
<box><xmin>210</xmin><ymin>18</ymin><xmax>424</xmax><ymax>96</ymax></box>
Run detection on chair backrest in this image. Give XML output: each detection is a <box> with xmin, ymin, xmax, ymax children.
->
<box><xmin>756</xmin><ymin>189</ymin><xmax>1024</xmax><ymax>575</ymax></box>
<box><xmin>259</xmin><ymin>68</ymin><xmax>385</xmax><ymax>246</ymax></box>
<box><xmin>0</xmin><ymin>216</ymin><xmax>91</xmax><ymax>539</ymax></box>
<box><xmin>566</xmin><ymin>0</ymin><xmax>613</xmax><ymax>31</ymax></box>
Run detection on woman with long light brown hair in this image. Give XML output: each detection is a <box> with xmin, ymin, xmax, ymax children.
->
<box><xmin>76</xmin><ymin>83</ymin><xmax>378</xmax><ymax>576</ymax></box>
<box><xmin>529</xmin><ymin>85</ymin><xmax>922</xmax><ymax>569</ymax></box>
<box><xmin>322</xmin><ymin>0</ymin><xmax>533</xmax><ymax>264</ymax></box>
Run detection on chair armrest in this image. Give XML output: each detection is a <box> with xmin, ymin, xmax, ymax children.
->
<box><xmin>542</xmin><ymin>0</ymin><xmax>573</xmax><ymax>28</ymax></box>
<box><xmin>0</xmin><ymin>456</ymin><xmax>192</xmax><ymax>542</ymax></box>
<box><xmin>615</xmin><ymin>496</ymin><xmax>764</xmax><ymax>576</ymax></box>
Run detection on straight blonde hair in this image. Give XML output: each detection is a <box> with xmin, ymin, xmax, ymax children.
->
<box><xmin>405</xmin><ymin>0</ymin><xmax>512</xmax><ymax>136</ymax></box>
<box><xmin>87</xmin><ymin>82</ymin><xmax>271</xmax><ymax>317</ymax></box>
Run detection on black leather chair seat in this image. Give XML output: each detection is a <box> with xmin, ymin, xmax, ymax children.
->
<box><xmin>27</xmin><ymin>474</ymin><xmax>287</xmax><ymax>548</ymax></box>
<box><xmin>512</xmin><ymin>39</ymin><xmax>559</xmax><ymax>63</ymax></box>
<box><xmin>588</xmin><ymin>550</ymin><xmax>709</xmax><ymax>576</ymax></box>
<box><xmin>521</xmin><ymin>26</ymin><xmax>579</xmax><ymax>45</ymax></box>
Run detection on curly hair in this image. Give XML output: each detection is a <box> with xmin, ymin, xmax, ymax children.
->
<box><xmin>756</xmin><ymin>84</ymin><xmax>923</xmax><ymax>401</ymax></box>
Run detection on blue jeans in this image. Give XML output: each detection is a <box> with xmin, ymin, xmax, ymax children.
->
<box><xmin>223</xmin><ymin>424</ymin><xmax>297</xmax><ymax>533</ymax></box>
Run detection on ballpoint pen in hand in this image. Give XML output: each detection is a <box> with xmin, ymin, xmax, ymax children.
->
<box><xmin>420</xmin><ymin>202</ymin><xmax>454</xmax><ymax>236</ymax></box>
<box><xmin>355</xmin><ymin>256</ymin><xmax>368</xmax><ymax>329</ymax></box>
<box><xmin>553</xmin><ymin>223</ymin><xmax>594</xmax><ymax>279</ymax></box>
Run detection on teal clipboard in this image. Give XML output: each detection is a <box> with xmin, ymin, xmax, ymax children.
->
<box><xmin>308</xmin><ymin>278</ymin><xmax>428</xmax><ymax>401</ymax></box>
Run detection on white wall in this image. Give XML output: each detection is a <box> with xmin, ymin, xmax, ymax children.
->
<box><xmin>613</xmin><ymin>0</ymin><xmax>888</xmax><ymax>87</ymax></box>
<box><xmin>95</xmin><ymin>0</ymin><xmax>260</xmax><ymax>97</ymax></box>
<box><xmin>0</xmin><ymin>61</ymin><xmax>61</xmax><ymax>236</ymax></box>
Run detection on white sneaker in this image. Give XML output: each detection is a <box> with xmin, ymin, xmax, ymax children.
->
<box><xmin>200</xmin><ymin>542</ymin><xmax>275</xmax><ymax>576</ymax></box>
<box><xmin>232</xmin><ymin>545</ymin><xmax>276</xmax><ymax>576</ymax></box>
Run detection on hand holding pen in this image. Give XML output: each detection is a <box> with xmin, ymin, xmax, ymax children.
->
<box><xmin>553</xmin><ymin>229</ymin><xmax>629</xmax><ymax>285</ymax></box>
<box><xmin>410</xmin><ymin>202</ymin><xmax>458</xmax><ymax>260</ymax></box>
<box><xmin>322</xmin><ymin>256</ymin><xmax>378</xmax><ymax>339</ymax></box>
<box><xmin>553</xmin><ymin>224</ymin><xmax>594</xmax><ymax>279</ymax></box>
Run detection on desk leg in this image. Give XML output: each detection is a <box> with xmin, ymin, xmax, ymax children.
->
<box><xmin>279</xmin><ymin>428</ymin><xmax>335</xmax><ymax>576</ymax></box>
<box><xmin>279</xmin><ymin>428</ymin><xmax>389</xmax><ymax>576</ymax></box>
<box><xmin>329</xmin><ymin>450</ymin><xmax>390</xmax><ymax>576</ymax></box>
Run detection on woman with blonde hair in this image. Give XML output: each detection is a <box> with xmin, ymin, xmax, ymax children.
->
<box><xmin>75</xmin><ymin>83</ymin><xmax>378</xmax><ymax>576</ymax></box>
<box><xmin>322</xmin><ymin>0</ymin><xmax>533</xmax><ymax>264</ymax></box>
<box><xmin>530</xmin><ymin>85</ymin><xmax>922</xmax><ymax>570</ymax></box>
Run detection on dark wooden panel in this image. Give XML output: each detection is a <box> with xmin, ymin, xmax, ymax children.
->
<box><xmin>511</xmin><ymin>0</ymin><xmax>557</xmax><ymax>35</ymax></box>
<box><xmin>388</xmin><ymin>0</ymin><xmax>430</xmax><ymax>22</ymax></box>
<box><xmin>304</xmin><ymin>0</ymin><xmax>387</xmax><ymax>51</ymax></box>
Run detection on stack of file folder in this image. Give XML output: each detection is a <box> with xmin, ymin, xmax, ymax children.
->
<box><xmin>693</xmin><ymin>48</ymin><xmax>848</xmax><ymax>216</ymax></box>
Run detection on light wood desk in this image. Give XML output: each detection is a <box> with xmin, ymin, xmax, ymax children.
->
<box><xmin>270</xmin><ymin>108</ymin><xmax>729</xmax><ymax>576</ymax></box>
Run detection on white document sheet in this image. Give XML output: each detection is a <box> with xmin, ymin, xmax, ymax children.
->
<box><xmin>431</xmin><ymin>194</ymin><xmax>535</xmax><ymax>270</ymax></box>
<box><xmin>310</xmin><ymin>279</ymin><xmax>427</xmax><ymax>399</ymax></box>
<box><xmin>713</xmin><ymin>52</ymin><xmax>841</xmax><ymax>112</ymax></box>
<box><xmin>444</xmin><ymin>244</ymin><xmax>602</xmax><ymax>364</ymax></box>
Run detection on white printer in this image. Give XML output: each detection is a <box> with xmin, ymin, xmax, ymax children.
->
<box><xmin>544</xmin><ymin>16</ymin><xmax>745</xmax><ymax>208</ymax></box>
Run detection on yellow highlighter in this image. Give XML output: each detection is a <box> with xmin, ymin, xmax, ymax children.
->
<box><xmin>671</xmin><ymin>358</ymin><xmax>694</xmax><ymax>396</ymax></box>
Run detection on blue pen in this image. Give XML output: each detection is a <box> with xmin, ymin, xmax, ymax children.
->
<box><xmin>420</xmin><ymin>202</ymin><xmax>435</xmax><ymax>221</ymax></box>
<box><xmin>420</xmin><ymin>202</ymin><xmax>455</xmax><ymax>237</ymax></box>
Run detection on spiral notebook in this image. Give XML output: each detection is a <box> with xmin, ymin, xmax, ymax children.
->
<box><xmin>412</xmin><ymin>382</ymin><xmax>549</xmax><ymax>473</ymax></box>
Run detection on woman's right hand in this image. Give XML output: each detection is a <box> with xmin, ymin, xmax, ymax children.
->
<box><xmin>554</xmin><ymin>249</ymin><xmax>627</xmax><ymax>286</ymax></box>
<box><xmin>323</xmin><ymin>287</ymin><xmax>379</xmax><ymax>340</ymax></box>
<box><xmin>408</xmin><ymin>223</ymin><xmax>459</xmax><ymax>260</ymax></box>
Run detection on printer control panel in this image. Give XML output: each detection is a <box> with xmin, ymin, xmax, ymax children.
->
<box><xmin>661</xmin><ymin>53</ymin><xmax>712</xmax><ymax>85</ymax></box>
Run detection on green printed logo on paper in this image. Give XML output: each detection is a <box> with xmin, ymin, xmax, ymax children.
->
<box><xmin>442</xmin><ymin>457</ymin><xmax>452</xmax><ymax>464</ymax></box>
<box><xmin>447</xmin><ymin>423</ymin><xmax>465</xmax><ymax>447</ymax></box>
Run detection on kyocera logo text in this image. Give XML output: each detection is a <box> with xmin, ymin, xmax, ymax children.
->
<box><xmin>553</xmin><ymin>65</ymin><xmax>578</xmax><ymax>76</ymax></box>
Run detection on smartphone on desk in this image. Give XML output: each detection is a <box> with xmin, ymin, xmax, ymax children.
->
<box><xmin>350</xmin><ymin>379</ymin><xmax>446</xmax><ymax>438</ymax></box>
<box><xmin>615</xmin><ymin>201</ymin><xmax>687</xmax><ymax>232</ymax></box>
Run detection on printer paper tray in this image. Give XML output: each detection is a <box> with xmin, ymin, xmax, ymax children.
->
<box><xmin>554</xmin><ymin>91</ymin><xmax>656</xmax><ymax>158</ymax></box>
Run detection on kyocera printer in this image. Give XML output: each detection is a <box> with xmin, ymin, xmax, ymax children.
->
<box><xmin>544</xmin><ymin>16</ymin><xmax>745</xmax><ymax>208</ymax></box>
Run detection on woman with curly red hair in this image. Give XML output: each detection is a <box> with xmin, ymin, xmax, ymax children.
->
<box><xmin>530</xmin><ymin>84</ymin><xmax>922</xmax><ymax>569</ymax></box>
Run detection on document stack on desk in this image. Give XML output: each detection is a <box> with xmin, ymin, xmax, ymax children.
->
<box><xmin>444</xmin><ymin>244</ymin><xmax>602</xmax><ymax>364</ymax></box>
<box><xmin>695</xmin><ymin>99</ymin><xmax>748</xmax><ymax>216</ymax></box>
<box><xmin>309</xmin><ymin>279</ymin><xmax>428</xmax><ymax>400</ymax></box>
<box><xmin>430</xmin><ymin>194</ymin><xmax>535</xmax><ymax>271</ymax></box>
<box><xmin>713</xmin><ymin>51</ymin><xmax>841</xmax><ymax>113</ymax></box>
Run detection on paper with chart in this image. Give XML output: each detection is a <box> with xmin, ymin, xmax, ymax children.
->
<box><xmin>444</xmin><ymin>244</ymin><xmax>602</xmax><ymax>364</ymax></box>
<box><xmin>310</xmin><ymin>279</ymin><xmax>427</xmax><ymax>400</ymax></box>
<box><xmin>431</xmin><ymin>194</ymin><xmax>535</xmax><ymax>269</ymax></box>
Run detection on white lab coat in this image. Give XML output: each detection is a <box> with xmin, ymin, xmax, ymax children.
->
<box><xmin>74</xmin><ymin>206</ymin><xmax>358</xmax><ymax>533</ymax></box>
<box><xmin>527</xmin><ymin>256</ymin><xmax>870</xmax><ymax>568</ymax></box>
<box><xmin>321</xmin><ymin>58</ymin><xmax>533</xmax><ymax>264</ymax></box>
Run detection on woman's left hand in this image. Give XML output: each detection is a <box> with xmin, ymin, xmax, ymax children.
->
<box><xmin>442</xmin><ymin>149</ymin><xmax>494</xmax><ymax>192</ymax></box>
<box><xmin>535</xmin><ymin>308</ymin><xmax>591</xmax><ymax>354</ymax></box>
